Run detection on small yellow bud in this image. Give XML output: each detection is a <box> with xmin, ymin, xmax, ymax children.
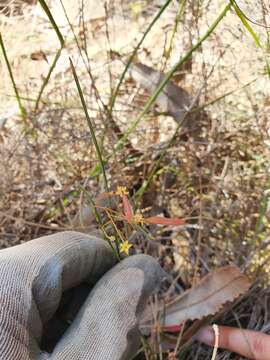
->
<box><xmin>132</xmin><ymin>213</ymin><xmax>145</xmax><ymax>225</ymax></box>
<box><xmin>115</xmin><ymin>186</ymin><xmax>129</xmax><ymax>197</ymax></box>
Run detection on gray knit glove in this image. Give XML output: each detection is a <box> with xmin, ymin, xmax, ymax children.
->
<box><xmin>0</xmin><ymin>231</ymin><xmax>165</xmax><ymax>359</ymax></box>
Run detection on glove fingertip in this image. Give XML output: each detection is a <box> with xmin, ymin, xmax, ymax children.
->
<box><xmin>117</xmin><ymin>254</ymin><xmax>167</xmax><ymax>300</ymax></box>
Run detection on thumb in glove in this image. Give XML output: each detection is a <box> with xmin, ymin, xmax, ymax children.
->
<box><xmin>0</xmin><ymin>231</ymin><xmax>165</xmax><ymax>360</ymax></box>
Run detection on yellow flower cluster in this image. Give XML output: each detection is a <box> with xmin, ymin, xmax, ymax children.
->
<box><xmin>115</xmin><ymin>186</ymin><xmax>129</xmax><ymax>197</ymax></box>
<box><xmin>132</xmin><ymin>213</ymin><xmax>144</xmax><ymax>225</ymax></box>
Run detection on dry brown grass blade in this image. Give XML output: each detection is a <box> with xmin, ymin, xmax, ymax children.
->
<box><xmin>163</xmin><ymin>265</ymin><xmax>251</xmax><ymax>326</ymax></box>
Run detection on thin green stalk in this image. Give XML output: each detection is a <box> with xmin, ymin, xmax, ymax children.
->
<box><xmin>35</xmin><ymin>48</ymin><xmax>63</xmax><ymax>111</ymax></box>
<box><xmin>134</xmin><ymin>111</ymin><xmax>187</xmax><ymax>201</ymax></box>
<box><xmin>134</xmin><ymin>79</ymin><xmax>260</xmax><ymax>202</ymax></box>
<box><xmin>89</xmin><ymin>3</ymin><xmax>231</xmax><ymax>179</ymax></box>
<box><xmin>38</xmin><ymin>0</ymin><xmax>64</xmax><ymax>46</ymax></box>
<box><xmin>165</xmin><ymin>0</ymin><xmax>187</xmax><ymax>59</ymax></box>
<box><xmin>1</xmin><ymin>94</ymin><xmax>38</xmax><ymax>103</ymax></box>
<box><xmin>255</xmin><ymin>178</ymin><xmax>270</xmax><ymax>238</ymax></box>
<box><xmin>191</xmin><ymin>76</ymin><xmax>259</xmax><ymax>113</ymax></box>
<box><xmin>266</xmin><ymin>61</ymin><xmax>270</xmax><ymax>78</ymax></box>
<box><xmin>70</xmin><ymin>58</ymin><xmax>109</xmax><ymax>193</ymax></box>
<box><xmin>114</xmin><ymin>3</ymin><xmax>232</xmax><ymax>153</ymax></box>
<box><xmin>108</xmin><ymin>0</ymin><xmax>173</xmax><ymax>116</ymax></box>
<box><xmin>35</xmin><ymin>0</ymin><xmax>65</xmax><ymax>110</ymax></box>
<box><xmin>0</xmin><ymin>33</ymin><xmax>26</xmax><ymax>121</ymax></box>
<box><xmin>78</xmin><ymin>186</ymin><xmax>103</xmax><ymax>226</ymax></box>
<box><xmin>230</xmin><ymin>0</ymin><xmax>261</xmax><ymax>47</ymax></box>
<box><xmin>79</xmin><ymin>186</ymin><xmax>120</xmax><ymax>260</ymax></box>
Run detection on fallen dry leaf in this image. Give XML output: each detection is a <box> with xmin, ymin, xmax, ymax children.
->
<box><xmin>129</xmin><ymin>62</ymin><xmax>192</xmax><ymax>123</ymax></box>
<box><xmin>164</xmin><ymin>265</ymin><xmax>250</xmax><ymax>326</ymax></box>
<box><xmin>140</xmin><ymin>265</ymin><xmax>250</xmax><ymax>332</ymax></box>
<box><xmin>30</xmin><ymin>50</ymin><xmax>48</xmax><ymax>62</ymax></box>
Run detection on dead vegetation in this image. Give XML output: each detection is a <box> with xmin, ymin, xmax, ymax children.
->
<box><xmin>0</xmin><ymin>0</ymin><xmax>270</xmax><ymax>358</ymax></box>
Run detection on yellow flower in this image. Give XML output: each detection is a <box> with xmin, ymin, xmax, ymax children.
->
<box><xmin>115</xmin><ymin>186</ymin><xmax>129</xmax><ymax>197</ymax></box>
<box><xmin>132</xmin><ymin>213</ymin><xmax>145</xmax><ymax>225</ymax></box>
<box><xmin>120</xmin><ymin>240</ymin><xmax>133</xmax><ymax>255</ymax></box>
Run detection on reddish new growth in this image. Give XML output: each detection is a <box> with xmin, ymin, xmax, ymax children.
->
<box><xmin>121</xmin><ymin>193</ymin><xmax>185</xmax><ymax>226</ymax></box>
<box><xmin>119</xmin><ymin>186</ymin><xmax>185</xmax><ymax>226</ymax></box>
<box><xmin>97</xmin><ymin>186</ymin><xmax>185</xmax><ymax>255</ymax></box>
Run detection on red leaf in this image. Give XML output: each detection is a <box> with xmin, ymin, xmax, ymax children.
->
<box><xmin>162</xmin><ymin>324</ymin><xmax>183</xmax><ymax>333</ymax></box>
<box><xmin>145</xmin><ymin>216</ymin><xmax>185</xmax><ymax>226</ymax></box>
<box><xmin>122</xmin><ymin>195</ymin><xmax>133</xmax><ymax>222</ymax></box>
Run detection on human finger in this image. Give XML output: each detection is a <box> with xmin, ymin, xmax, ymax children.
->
<box><xmin>196</xmin><ymin>325</ymin><xmax>270</xmax><ymax>359</ymax></box>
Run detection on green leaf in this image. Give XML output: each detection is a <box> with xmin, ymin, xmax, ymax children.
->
<box><xmin>38</xmin><ymin>0</ymin><xmax>64</xmax><ymax>46</ymax></box>
<box><xmin>35</xmin><ymin>0</ymin><xmax>65</xmax><ymax>110</ymax></box>
<box><xmin>230</xmin><ymin>0</ymin><xmax>261</xmax><ymax>48</ymax></box>
<box><xmin>109</xmin><ymin>0</ymin><xmax>173</xmax><ymax>115</ymax></box>
<box><xmin>70</xmin><ymin>58</ymin><xmax>109</xmax><ymax>193</ymax></box>
<box><xmin>0</xmin><ymin>33</ymin><xmax>27</xmax><ymax>122</ymax></box>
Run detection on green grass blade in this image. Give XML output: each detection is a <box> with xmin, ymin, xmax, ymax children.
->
<box><xmin>230</xmin><ymin>0</ymin><xmax>261</xmax><ymax>47</ymax></box>
<box><xmin>88</xmin><ymin>3</ymin><xmax>231</xmax><ymax>180</ymax></box>
<box><xmin>266</xmin><ymin>61</ymin><xmax>270</xmax><ymax>78</ymax></box>
<box><xmin>108</xmin><ymin>0</ymin><xmax>173</xmax><ymax>115</ymax></box>
<box><xmin>134</xmin><ymin>78</ymin><xmax>260</xmax><ymax>202</ymax></box>
<box><xmin>35</xmin><ymin>0</ymin><xmax>65</xmax><ymax>110</ymax></box>
<box><xmin>90</xmin><ymin>4</ymin><xmax>231</xmax><ymax>180</ymax></box>
<box><xmin>0</xmin><ymin>33</ymin><xmax>26</xmax><ymax>121</ymax></box>
<box><xmin>70</xmin><ymin>58</ymin><xmax>109</xmax><ymax>193</ymax></box>
<box><xmin>35</xmin><ymin>48</ymin><xmax>62</xmax><ymax>111</ymax></box>
<box><xmin>38</xmin><ymin>0</ymin><xmax>64</xmax><ymax>46</ymax></box>
<box><xmin>78</xmin><ymin>186</ymin><xmax>120</xmax><ymax>260</ymax></box>
<box><xmin>114</xmin><ymin>3</ymin><xmax>232</xmax><ymax>153</ymax></box>
<box><xmin>192</xmin><ymin>77</ymin><xmax>259</xmax><ymax>113</ymax></box>
<box><xmin>255</xmin><ymin>178</ymin><xmax>270</xmax><ymax>237</ymax></box>
<box><xmin>165</xmin><ymin>0</ymin><xmax>187</xmax><ymax>59</ymax></box>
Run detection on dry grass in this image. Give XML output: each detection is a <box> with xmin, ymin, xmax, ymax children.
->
<box><xmin>0</xmin><ymin>0</ymin><xmax>270</xmax><ymax>358</ymax></box>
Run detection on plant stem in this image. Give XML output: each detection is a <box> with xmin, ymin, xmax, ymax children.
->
<box><xmin>108</xmin><ymin>0</ymin><xmax>173</xmax><ymax>116</ymax></box>
<box><xmin>70</xmin><ymin>58</ymin><xmax>109</xmax><ymax>193</ymax></box>
<box><xmin>0</xmin><ymin>33</ymin><xmax>27</xmax><ymax>122</ymax></box>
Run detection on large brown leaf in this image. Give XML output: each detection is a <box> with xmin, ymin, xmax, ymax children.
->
<box><xmin>140</xmin><ymin>265</ymin><xmax>250</xmax><ymax>331</ymax></box>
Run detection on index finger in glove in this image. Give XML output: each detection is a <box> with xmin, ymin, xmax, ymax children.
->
<box><xmin>0</xmin><ymin>231</ymin><xmax>116</xmax><ymax>359</ymax></box>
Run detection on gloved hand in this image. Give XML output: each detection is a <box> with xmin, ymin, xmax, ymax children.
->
<box><xmin>0</xmin><ymin>231</ymin><xmax>165</xmax><ymax>359</ymax></box>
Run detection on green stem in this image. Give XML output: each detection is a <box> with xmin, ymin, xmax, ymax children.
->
<box><xmin>114</xmin><ymin>3</ymin><xmax>232</xmax><ymax>153</ymax></box>
<box><xmin>89</xmin><ymin>3</ymin><xmax>232</xmax><ymax>179</ymax></box>
<box><xmin>70</xmin><ymin>59</ymin><xmax>109</xmax><ymax>193</ymax></box>
<box><xmin>108</xmin><ymin>0</ymin><xmax>173</xmax><ymax>116</ymax></box>
<box><xmin>38</xmin><ymin>0</ymin><xmax>64</xmax><ymax>46</ymax></box>
<box><xmin>0</xmin><ymin>33</ymin><xmax>27</xmax><ymax>122</ymax></box>
<box><xmin>165</xmin><ymin>0</ymin><xmax>187</xmax><ymax>60</ymax></box>
<box><xmin>35</xmin><ymin>0</ymin><xmax>65</xmax><ymax>110</ymax></box>
<box><xmin>35</xmin><ymin>48</ymin><xmax>63</xmax><ymax>111</ymax></box>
